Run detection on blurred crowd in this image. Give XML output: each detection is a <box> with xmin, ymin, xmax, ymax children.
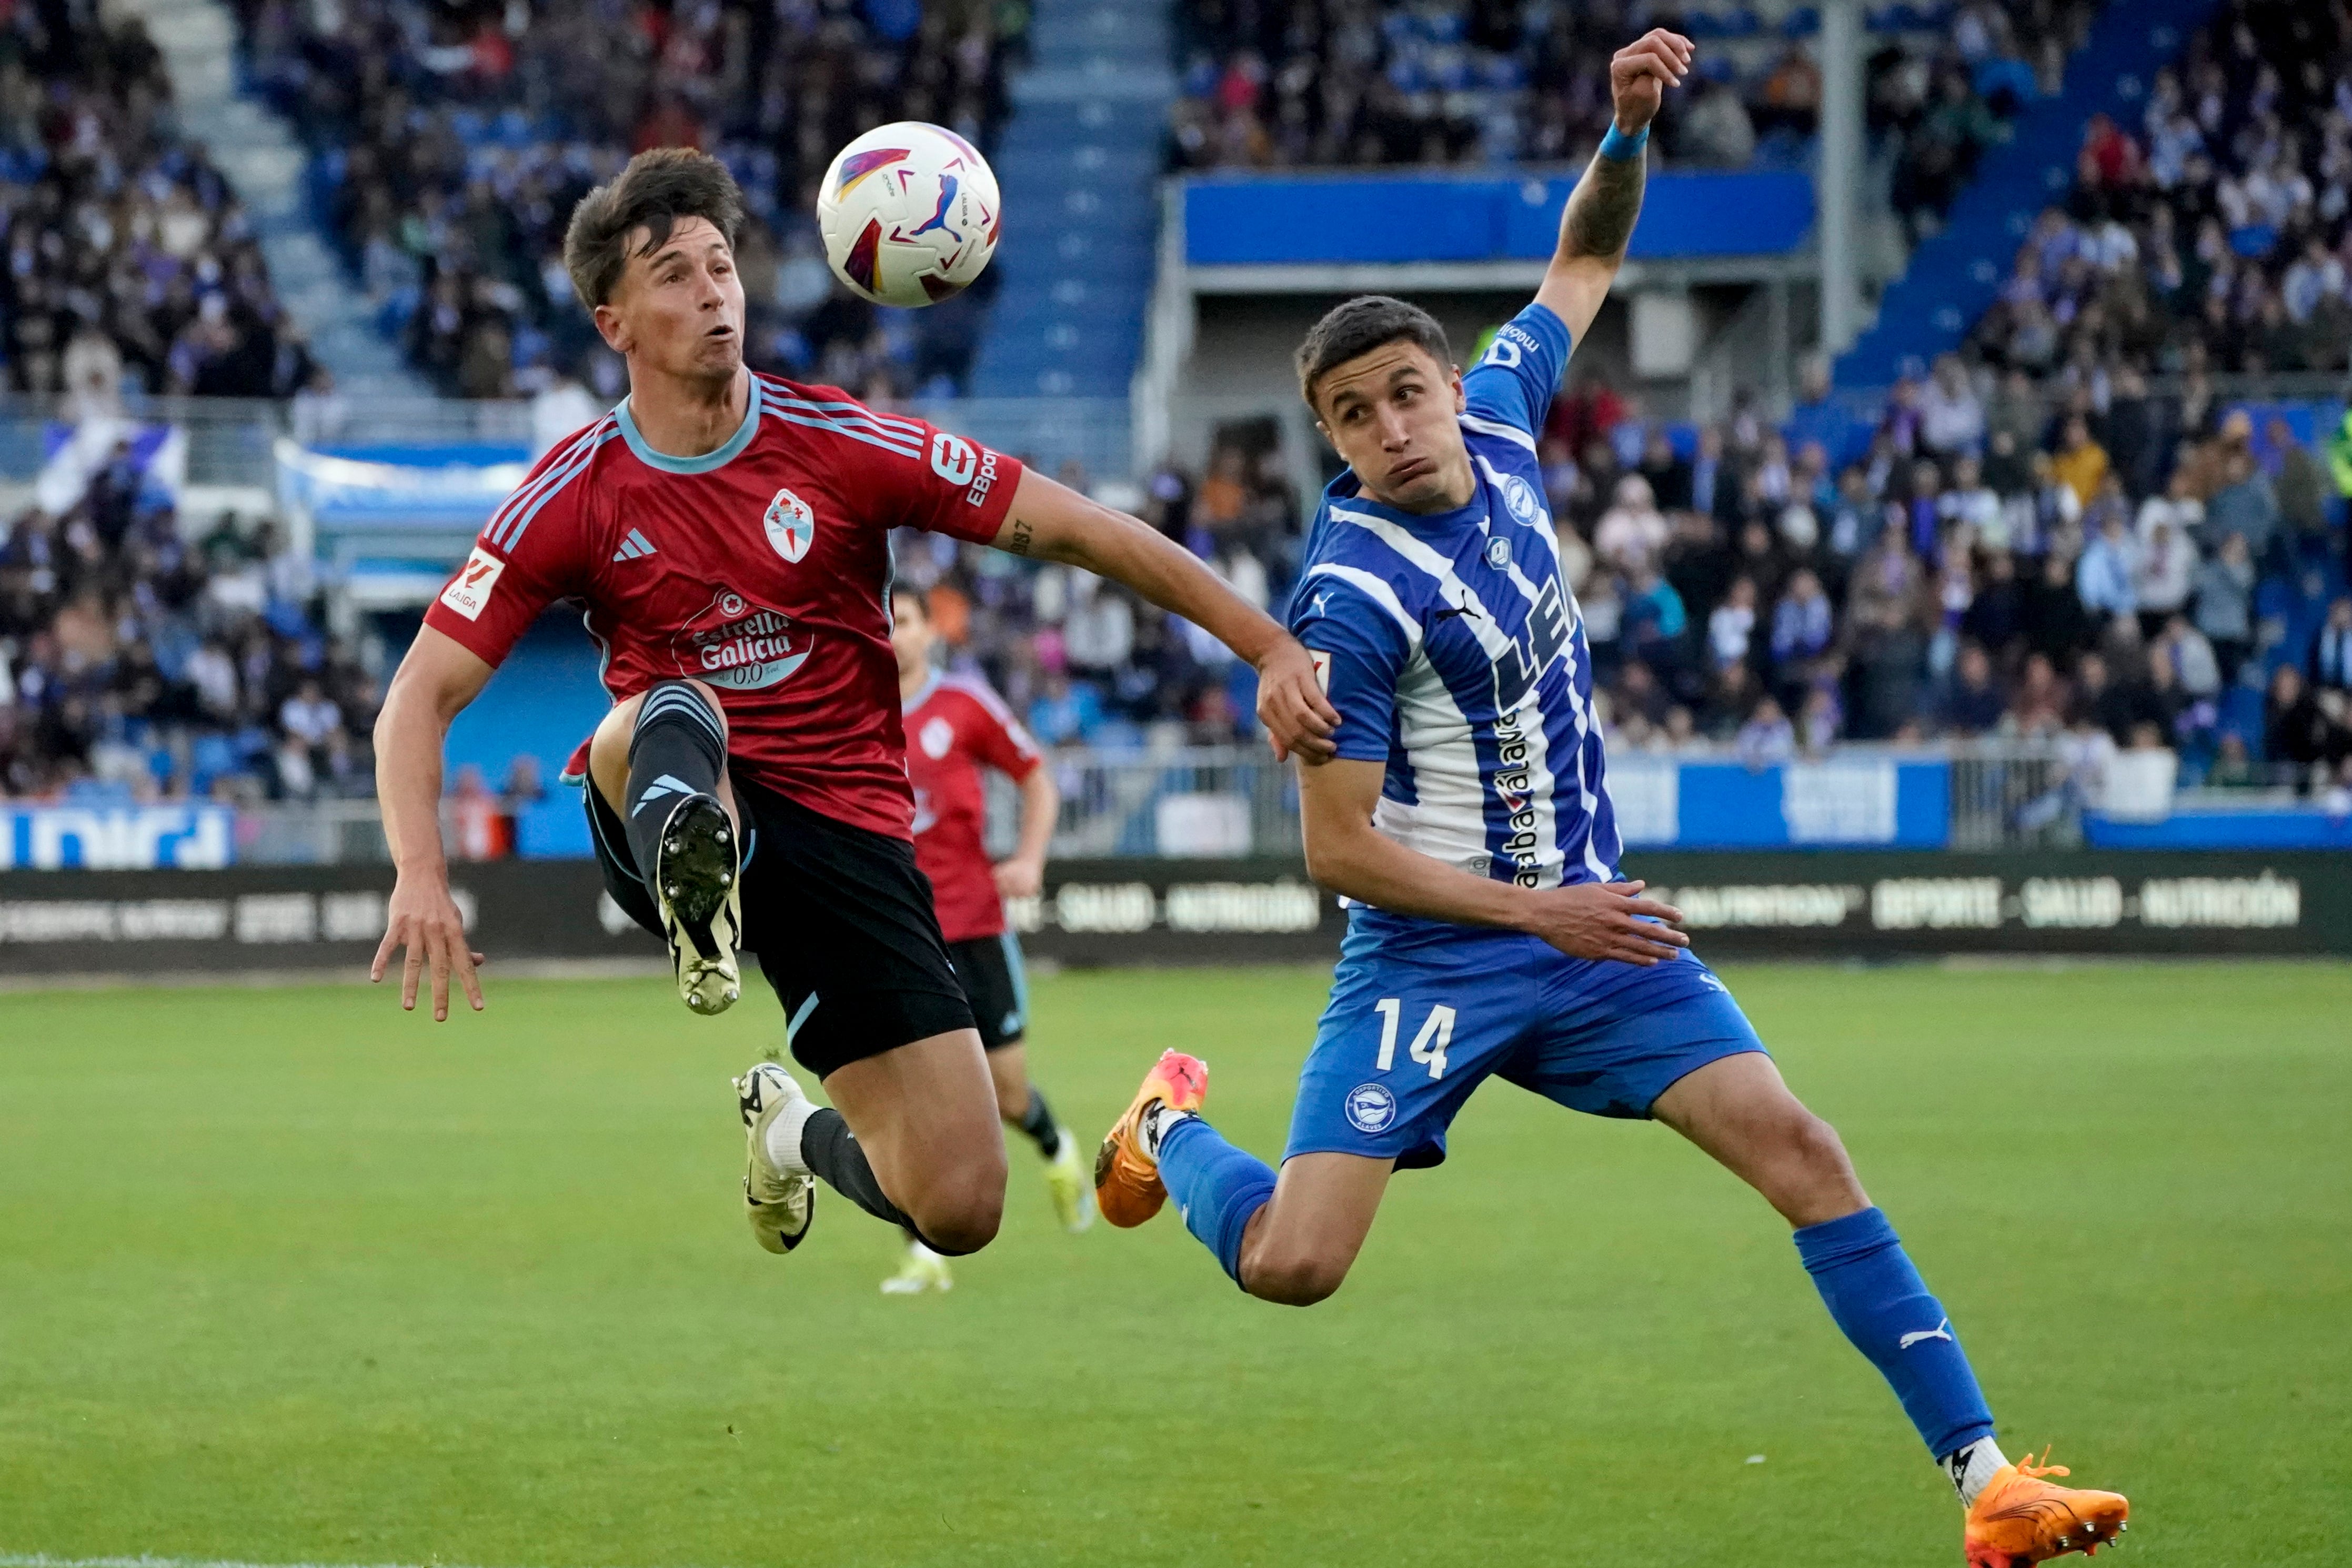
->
<box><xmin>888</xmin><ymin>430</ymin><xmax>1300</xmax><ymax>754</ymax></box>
<box><xmin>0</xmin><ymin>4</ymin><xmax>310</xmax><ymax>403</ymax></box>
<box><xmin>1564</xmin><ymin>364</ymin><xmax>2352</xmax><ymax>793</ymax></box>
<box><xmin>1168</xmin><ymin>0</ymin><xmax>2088</xmax><ymax>185</ymax></box>
<box><xmin>234</xmin><ymin>0</ymin><xmax>1024</xmax><ymax>400</ymax></box>
<box><xmin>1971</xmin><ymin>1</ymin><xmax>2352</xmax><ymax>378</ymax></box>
<box><xmin>0</xmin><ymin>471</ymin><xmax>382</xmax><ymax>804</ymax></box>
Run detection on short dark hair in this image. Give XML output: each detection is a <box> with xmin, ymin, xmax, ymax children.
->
<box><xmin>1295</xmin><ymin>295</ymin><xmax>1451</xmax><ymax>410</ymax></box>
<box><xmin>891</xmin><ymin>584</ymin><xmax>931</xmax><ymax>619</ymax></box>
<box><xmin>562</xmin><ymin>148</ymin><xmax>746</xmax><ymax>309</ymax></box>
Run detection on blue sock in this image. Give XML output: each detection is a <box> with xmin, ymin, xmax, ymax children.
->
<box><xmin>1157</xmin><ymin>1115</ymin><xmax>1276</xmax><ymax>1289</ymax></box>
<box><xmin>1794</xmin><ymin>1207</ymin><xmax>1996</xmax><ymax>1460</ymax></box>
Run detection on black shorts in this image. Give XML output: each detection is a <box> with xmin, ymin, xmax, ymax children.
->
<box><xmin>588</xmin><ymin>777</ymin><xmax>974</xmax><ymax>1079</ymax></box>
<box><xmin>947</xmin><ymin>933</ymin><xmax>1029</xmax><ymax>1053</ymax></box>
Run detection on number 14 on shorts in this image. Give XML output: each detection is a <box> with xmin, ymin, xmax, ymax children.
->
<box><xmin>1373</xmin><ymin>998</ymin><xmax>1453</xmax><ymax>1079</ymax></box>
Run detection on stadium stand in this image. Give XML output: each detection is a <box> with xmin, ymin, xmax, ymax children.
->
<box><xmin>232</xmin><ymin>0</ymin><xmax>1024</xmax><ymax>400</ymax></box>
<box><xmin>5</xmin><ymin>0</ymin><xmax>2348</xmax><ymax>813</ymax></box>
<box><xmin>1166</xmin><ymin>0</ymin><xmax>2093</xmax><ymax>195</ymax></box>
<box><xmin>0</xmin><ymin>5</ymin><xmax>309</xmax><ymax>400</ymax></box>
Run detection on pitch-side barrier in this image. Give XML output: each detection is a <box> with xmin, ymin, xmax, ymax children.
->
<box><xmin>0</xmin><ymin>851</ymin><xmax>2343</xmax><ymax>982</ymax></box>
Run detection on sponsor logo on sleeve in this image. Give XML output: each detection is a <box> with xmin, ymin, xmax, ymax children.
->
<box><xmin>438</xmin><ymin>546</ymin><xmax>505</xmax><ymax>621</ymax></box>
<box><xmin>963</xmin><ymin>446</ymin><xmax>1000</xmax><ymax>507</ymax></box>
<box><xmin>930</xmin><ymin>432</ymin><xmax>979</xmax><ymax>487</ymax></box>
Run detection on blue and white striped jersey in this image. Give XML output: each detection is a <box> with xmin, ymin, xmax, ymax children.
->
<box><xmin>1290</xmin><ymin>301</ymin><xmax>1621</xmax><ymax>894</ymax></box>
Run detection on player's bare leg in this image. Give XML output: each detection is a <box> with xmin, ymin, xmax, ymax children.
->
<box><xmin>1231</xmin><ymin>1153</ymin><xmax>1391</xmax><ymax>1305</ymax></box>
<box><xmin>1095</xmin><ymin>1051</ymin><xmax>1390</xmax><ymax>1304</ymax></box>
<box><xmin>987</xmin><ymin>1044</ymin><xmax>1091</xmax><ymax>1233</ymax></box>
<box><xmin>588</xmin><ymin>681</ymin><xmax>745</xmax><ymax>1014</ymax></box>
<box><xmin>815</xmin><ymin>1028</ymin><xmax>1009</xmax><ymax>1254</ymax></box>
<box><xmin>1653</xmin><ymin>1052</ymin><xmax>2129</xmax><ymax>1561</ymax></box>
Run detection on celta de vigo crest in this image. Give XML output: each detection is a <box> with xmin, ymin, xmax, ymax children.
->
<box><xmin>764</xmin><ymin>487</ymin><xmax>816</xmax><ymax>563</ymax></box>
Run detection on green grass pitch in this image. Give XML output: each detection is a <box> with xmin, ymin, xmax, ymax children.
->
<box><xmin>1</xmin><ymin>961</ymin><xmax>2346</xmax><ymax>1567</ymax></box>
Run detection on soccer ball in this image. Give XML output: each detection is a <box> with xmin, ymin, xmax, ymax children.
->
<box><xmin>816</xmin><ymin>122</ymin><xmax>1002</xmax><ymax>309</ymax></box>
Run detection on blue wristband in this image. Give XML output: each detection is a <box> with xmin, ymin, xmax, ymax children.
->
<box><xmin>1599</xmin><ymin>123</ymin><xmax>1649</xmax><ymax>161</ymax></box>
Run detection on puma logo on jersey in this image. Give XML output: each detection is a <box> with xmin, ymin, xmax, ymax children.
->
<box><xmin>1898</xmin><ymin>1319</ymin><xmax>1954</xmax><ymax>1350</ymax></box>
<box><xmin>612</xmin><ymin>528</ymin><xmax>657</xmax><ymax>562</ymax></box>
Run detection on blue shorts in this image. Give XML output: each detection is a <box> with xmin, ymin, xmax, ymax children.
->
<box><xmin>1285</xmin><ymin>911</ymin><xmax>1767</xmax><ymax>1170</ymax></box>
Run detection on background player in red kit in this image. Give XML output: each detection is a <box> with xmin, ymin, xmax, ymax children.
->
<box><xmin>368</xmin><ymin>148</ymin><xmax>1339</xmax><ymax>1266</ymax></box>
<box><xmin>881</xmin><ymin>585</ymin><xmax>1087</xmax><ymax>1295</ymax></box>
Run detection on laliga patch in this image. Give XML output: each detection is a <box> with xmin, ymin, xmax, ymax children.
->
<box><xmin>763</xmin><ymin>487</ymin><xmax>816</xmax><ymax>564</ymax></box>
<box><xmin>1310</xmin><ymin>649</ymin><xmax>1332</xmax><ymax>693</ymax></box>
<box><xmin>438</xmin><ymin>546</ymin><xmax>505</xmax><ymax>621</ymax></box>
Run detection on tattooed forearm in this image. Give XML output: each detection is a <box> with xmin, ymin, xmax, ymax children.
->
<box><xmin>1006</xmin><ymin>515</ymin><xmax>1035</xmax><ymax>555</ymax></box>
<box><xmin>1562</xmin><ymin>146</ymin><xmax>1646</xmax><ymax>260</ymax></box>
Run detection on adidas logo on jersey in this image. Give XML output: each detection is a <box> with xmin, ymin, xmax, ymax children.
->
<box><xmin>612</xmin><ymin>528</ymin><xmax>657</xmax><ymax>562</ymax></box>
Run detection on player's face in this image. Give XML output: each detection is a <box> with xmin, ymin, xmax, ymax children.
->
<box><xmin>596</xmin><ymin>216</ymin><xmax>745</xmax><ymax>384</ymax></box>
<box><xmin>1313</xmin><ymin>341</ymin><xmax>1473</xmax><ymax>514</ymax></box>
<box><xmin>889</xmin><ymin>596</ymin><xmax>937</xmax><ymax>680</ymax></box>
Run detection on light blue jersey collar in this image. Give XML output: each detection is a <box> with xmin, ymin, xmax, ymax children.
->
<box><xmin>616</xmin><ymin>378</ymin><xmax>762</xmax><ymax>473</ymax></box>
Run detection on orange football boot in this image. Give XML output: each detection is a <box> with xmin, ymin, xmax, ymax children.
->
<box><xmin>1092</xmin><ymin>1049</ymin><xmax>1209</xmax><ymax>1228</ymax></box>
<box><xmin>1963</xmin><ymin>1450</ymin><xmax>2130</xmax><ymax>1566</ymax></box>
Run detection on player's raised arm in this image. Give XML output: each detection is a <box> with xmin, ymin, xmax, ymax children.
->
<box><xmin>1532</xmin><ymin>28</ymin><xmax>1692</xmax><ymax>343</ymax></box>
<box><xmin>371</xmin><ymin>626</ymin><xmax>497</xmax><ymax>1020</ymax></box>
<box><xmin>992</xmin><ymin>467</ymin><xmax>1339</xmax><ymax>761</ymax></box>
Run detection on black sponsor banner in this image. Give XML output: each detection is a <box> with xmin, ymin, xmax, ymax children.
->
<box><xmin>1623</xmin><ymin>849</ymin><xmax>2350</xmax><ymax>958</ymax></box>
<box><xmin>0</xmin><ymin>851</ymin><xmax>2344</xmax><ymax>979</ymax></box>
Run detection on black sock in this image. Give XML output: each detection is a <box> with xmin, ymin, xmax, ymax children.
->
<box><xmin>622</xmin><ymin>681</ymin><xmax>726</xmax><ymax>876</ymax></box>
<box><xmin>800</xmin><ymin>1107</ymin><xmax>986</xmax><ymax>1254</ymax></box>
<box><xmin>1013</xmin><ymin>1087</ymin><xmax>1061</xmax><ymax>1159</ymax></box>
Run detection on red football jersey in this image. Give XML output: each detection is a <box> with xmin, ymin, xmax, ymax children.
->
<box><xmin>423</xmin><ymin>373</ymin><xmax>1023</xmax><ymax>838</ymax></box>
<box><xmin>903</xmin><ymin>672</ymin><xmax>1042</xmax><ymax>943</ymax></box>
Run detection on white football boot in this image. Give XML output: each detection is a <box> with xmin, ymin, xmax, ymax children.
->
<box><xmin>653</xmin><ymin>793</ymin><xmax>742</xmax><ymax>1016</ymax></box>
<box><xmin>880</xmin><ymin>1238</ymin><xmax>954</xmax><ymax>1295</ymax></box>
<box><xmin>733</xmin><ymin>1061</ymin><xmax>815</xmax><ymax>1254</ymax></box>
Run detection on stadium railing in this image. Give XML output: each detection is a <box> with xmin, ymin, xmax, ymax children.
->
<box><xmin>180</xmin><ymin>741</ymin><xmax>2085</xmax><ymax>867</ymax></box>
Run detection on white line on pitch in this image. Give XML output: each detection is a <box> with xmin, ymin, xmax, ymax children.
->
<box><xmin>0</xmin><ymin>1554</ymin><xmax>551</xmax><ymax>1568</ymax></box>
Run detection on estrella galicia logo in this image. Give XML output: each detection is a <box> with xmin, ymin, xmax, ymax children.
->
<box><xmin>672</xmin><ymin>588</ymin><xmax>809</xmax><ymax>691</ymax></box>
<box><xmin>763</xmin><ymin>488</ymin><xmax>816</xmax><ymax>564</ymax></box>
<box><xmin>1499</xmin><ymin>473</ymin><xmax>1543</xmax><ymax>528</ymax></box>
<box><xmin>1344</xmin><ymin>1082</ymin><xmax>1397</xmax><ymax>1134</ymax></box>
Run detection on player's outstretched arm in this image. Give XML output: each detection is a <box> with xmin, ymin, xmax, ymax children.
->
<box><xmin>370</xmin><ymin>626</ymin><xmax>496</xmax><ymax>1021</ymax></box>
<box><xmin>1299</xmin><ymin>756</ymin><xmax>1690</xmax><ymax>963</ymax></box>
<box><xmin>1532</xmin><ymin>28</ymin><xmax>1692</xmax><ymax>344</ymax></box>
<box><xmin>993</xmin><ymin>467</ymin><xmax>1339</xmax><ymax>761</ymax></box>
<box><xmin>993</xmin><ymin>762</ymin><xmax>1059</xmax><ymax>900</ymax></box>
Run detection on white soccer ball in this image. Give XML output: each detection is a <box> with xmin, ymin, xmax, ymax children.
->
<box><xmin>816</xmin><ymin>122</ymin><xmax>1002</xmax><ymax>309</ymax></box>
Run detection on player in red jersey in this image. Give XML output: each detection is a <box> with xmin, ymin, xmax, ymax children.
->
<box><xmin>879</xmin><ymin>585</ymin><xmax>1087</xmax><ymax>1294</ymax></box>
<box><xmin>369</xmin><ymin>149</ymin><xmax>1338</xmax><ymax>1267</ymax></box>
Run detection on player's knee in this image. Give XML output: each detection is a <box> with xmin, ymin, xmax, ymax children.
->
<box><xmin>1787</xmin><ymin>1109</ymin><xmax>1853</xmax><ymax>1179</ymax></box>
<box><xmin>1243</xmin><ymin>1245</ymin><xmax>1351</xmax><ymax>1308</ymax></box>
<box><xmin>907</xmin><ymin>1152</ymin><xmax>1008</xmax><ymax>1255</ymax></box>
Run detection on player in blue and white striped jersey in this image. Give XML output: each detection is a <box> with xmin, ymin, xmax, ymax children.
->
<box><xmin>1094</xmin><ymin>29</ymin><xmax>2131</xmax><ymax>1560</ymax></box>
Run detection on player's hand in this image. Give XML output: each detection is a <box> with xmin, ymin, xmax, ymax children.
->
<box><xmin>993</xmin><ymin>854</ymin><xmax>1046</xmax><ymax>900</ymax></box>
<box><xmin>1255</xmin><ymin>635</ymin><xmax>1341</xmax><ymax>763</ymax></box>
<box><xmin>1609</xmin><ymin>28</ymin><xmax>1693</xmax><ymax>134</ymax></box>
<box><xmin>1517</xmin><ymin>879</ymin><xmax>1689</xmax><ymax>965</ymax></box>
<box><xmin>372</xmin><ymin>873</ymin><xmax>486</xmax><ymax>1021</ymax></box>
